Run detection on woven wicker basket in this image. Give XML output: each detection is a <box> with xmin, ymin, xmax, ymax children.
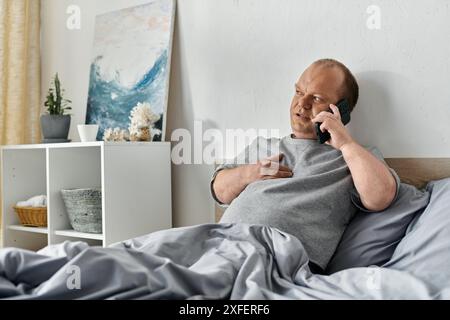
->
<box><xmin>61</xmin><ymin>188</ymin><xmax>102</xmax><ymax>234</ymax></box>
<box><xmin>13</xmin><ymin>206</ymin><xmax>47</xmax><ymax>227</ymax></box>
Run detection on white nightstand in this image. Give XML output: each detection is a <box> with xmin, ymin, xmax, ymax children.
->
<box><xmin>1</xmin><ymin>141</ymin><xmax>172</xmax><ymax>250</ymax></box>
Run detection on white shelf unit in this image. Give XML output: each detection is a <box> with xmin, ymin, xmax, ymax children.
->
<box><xmin>1</xmin><ymin>142</ymin><xmax>172</xmax><ymax>251</ymax></box>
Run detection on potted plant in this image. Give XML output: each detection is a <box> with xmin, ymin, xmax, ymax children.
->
<box><xmin>40</xmin><ymin>73</ymin><xmax>72</xmax><ymax>142</ymax></box>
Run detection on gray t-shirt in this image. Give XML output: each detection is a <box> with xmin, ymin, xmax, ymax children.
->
<box><xmin>210</xmin><ymin>135</ymin><xmax>400</xmax><ymax>270</ymax></box>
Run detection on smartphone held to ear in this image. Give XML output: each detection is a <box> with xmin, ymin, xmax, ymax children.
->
<box><xmin>315</xmin><ymin>99</ymin><xmax>351</xmax><ymax>144</ymax></box>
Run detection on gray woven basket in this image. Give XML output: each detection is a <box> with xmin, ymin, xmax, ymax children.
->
<box><xmin>61</xmin><ymin>188</ymin><xmax>102</xmax><ymax>234</ymax></box>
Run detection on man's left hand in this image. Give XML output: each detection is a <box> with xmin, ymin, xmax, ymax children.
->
<box><xmin>311</xmin><ymin>104</ymin><xmax>354</xmax><ymax>151</ymax></box>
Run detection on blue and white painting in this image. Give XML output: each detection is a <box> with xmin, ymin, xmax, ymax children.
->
<box><xmin>86</xmin><ymin>0</ymin><xmax>175</xmax><ymax>141</ymax></box>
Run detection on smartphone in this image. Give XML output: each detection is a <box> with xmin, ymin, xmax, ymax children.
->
<box><xmin>315</xmin><ymin>99</ymin><xmax>351</xmax><ymax>144</ymax></box>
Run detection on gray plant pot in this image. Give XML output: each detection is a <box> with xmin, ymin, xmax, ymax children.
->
<box><xmin>40</xmin><ymin>114</ymin><xmax>71</xmax><ymax>140</ymax></box>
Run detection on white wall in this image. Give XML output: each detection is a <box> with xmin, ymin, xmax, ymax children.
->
<box><xmin>41</xmin><ymin>0</ymin><xmax>450</xmax><ymax>227</ymax></box>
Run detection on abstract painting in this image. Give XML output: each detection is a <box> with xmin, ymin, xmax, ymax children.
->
<box><xmin>85</xmin><ymin>0</ymin><xmax>175</xmax><ymax>141</ymax></box>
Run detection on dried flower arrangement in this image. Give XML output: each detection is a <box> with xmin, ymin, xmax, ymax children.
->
<box><xmin>103</xmin><ymin>127</ymin><xmax>129</xmax><ymax>142</ymax></box>
<box><xmin>128</xmin><ymin>102</ymin><xmax>161</xmax><ymax>142</ymax></box>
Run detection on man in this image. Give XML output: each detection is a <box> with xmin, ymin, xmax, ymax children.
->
<box><xmin>210</xmin><ymin>59</ymin><xmax>400</xmax><ymax>273</ymax></box>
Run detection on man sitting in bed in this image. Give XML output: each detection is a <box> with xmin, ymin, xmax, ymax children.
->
<box><xmin>210</xmin><ymin>58</ymin><xmax>400</xmax><ymax>273</ymax></box>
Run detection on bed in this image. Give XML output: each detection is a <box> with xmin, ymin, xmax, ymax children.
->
<box><xmin>1</xmin><ymin>158</ymin><xmax>450</xmax><ymax>300</ymax></box>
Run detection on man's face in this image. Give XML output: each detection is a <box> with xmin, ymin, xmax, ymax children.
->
<box><xmin>290</xmin><ymin>64</ymin><xmax>345</xmax><ymax>139</ymax></box>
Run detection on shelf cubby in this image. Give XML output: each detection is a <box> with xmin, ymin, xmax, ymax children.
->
<box><xmin>1</xmin><ymin>142</ymin><xmax>172</xmax><ymax>251</ymax></box>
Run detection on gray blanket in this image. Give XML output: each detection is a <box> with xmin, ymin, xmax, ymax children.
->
<box><xmin>0</xmin><ymin>223</ymin><xmax>447</xmax><ymax>299</ymax></box>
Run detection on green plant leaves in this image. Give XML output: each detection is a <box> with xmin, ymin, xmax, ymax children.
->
<box><xmin>44</xmin><ymin>73</ymin><xmax>72</xmax><ymax>115</ymax></box>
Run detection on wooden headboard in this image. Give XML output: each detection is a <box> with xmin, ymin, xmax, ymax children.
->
<box><xmin>385</xmin><ymin>158</ymin><xmax>450</xmax><ymax>190</ymax></box>
<box><xmin>215</xmin><ymin>158</ymin><xmax>450</xmax><ymax>222</ymax></box>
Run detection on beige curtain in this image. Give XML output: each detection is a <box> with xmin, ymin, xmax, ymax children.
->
<box><xmin>0</xmin><ymin>0</ymin><xmax>41</xmax><ymax>243</ymax></box>
<box><xmin>0</xmin><ymin>0</ymin><xmax>41</xmax><ymax>145</ymax></box>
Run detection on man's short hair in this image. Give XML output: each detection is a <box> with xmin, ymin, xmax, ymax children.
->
<box><xmin>313</xmin><ymin>59</ymin><xmax>359</xmax><ymax>112</ymax></box>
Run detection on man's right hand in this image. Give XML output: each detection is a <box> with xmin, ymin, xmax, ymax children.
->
<box><xmin>243</xmin><ymin>153</ymin><xmax>293</xmax><ymax>184</ymax></box>
<box><xmin>213</xmin><ymin>153</ymin><xmax>293</xmax><ymax>205</ymax></box>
